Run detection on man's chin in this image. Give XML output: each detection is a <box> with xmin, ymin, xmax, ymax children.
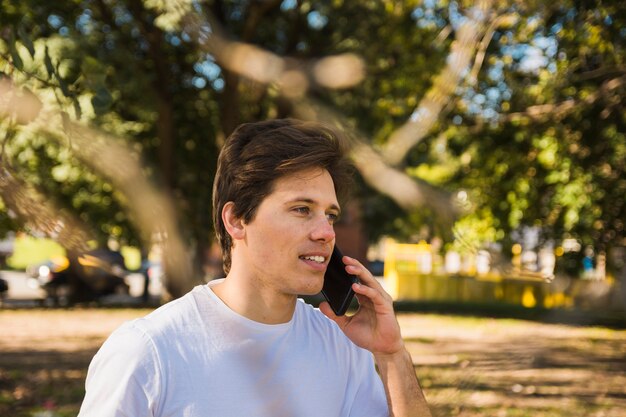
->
<box><xmin>298</xmin><ymin>279</ymin><xmax>324</xmax><ymax>296</ymax></box>
<box><xmin>298</xmin><ymin>287</ymin><xmax>322</xmax><ymax>296</ymax></box>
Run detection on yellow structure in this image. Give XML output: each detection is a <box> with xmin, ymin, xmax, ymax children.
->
<box><xmin>383</xmin><ymin>239</ymin><xmax>583</xmax><ymax>309</ymax></box>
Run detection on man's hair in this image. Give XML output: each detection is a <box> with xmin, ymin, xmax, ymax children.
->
<box><xmin>212</xmin><ymin>118</ymin><xmax>353</xmax><ymax>273</ymax></box>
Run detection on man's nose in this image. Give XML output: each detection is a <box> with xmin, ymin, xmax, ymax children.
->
<box><xmin>310</xmin><ymin>216</ymin><xmax>335</xmax><ymax>243</ymax></box>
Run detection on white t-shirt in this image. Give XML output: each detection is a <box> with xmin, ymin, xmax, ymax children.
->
<box><xmin>78</xmin><ymin>281</ymin><xmax>388</xmax><ymax>417</ymax></box>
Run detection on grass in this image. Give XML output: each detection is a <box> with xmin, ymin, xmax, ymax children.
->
<box><xmin>1</xmin><ymin>308</ymin><xmax>625</xmax><ymax>417</ymax></box>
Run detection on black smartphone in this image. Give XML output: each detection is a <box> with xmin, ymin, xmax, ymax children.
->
<box><xmin>321</xmin><ymin>246</ymin><xmax>359</xmax><ymax>316</ymax></box>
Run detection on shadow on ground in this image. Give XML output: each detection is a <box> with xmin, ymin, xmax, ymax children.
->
<box><xmin>1</xmin><ymin>308</ymin><xmax>625</xmax><ymax>417</ymax></box>
<box><xmin>0</xmin><ymin>348</ymin><xmax>94</xmax><ymax>417</ymax></box>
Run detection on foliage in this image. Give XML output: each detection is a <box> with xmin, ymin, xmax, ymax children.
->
<box><xmin>444</xmin><ymin>0</ymin><xmax>626</xmax><ymax>252</ymax></box>
<box><xmin>1</xmin><ymin>0</ymin><xmax>220</xmax><ymax>261</ymax></box>
<box><xmin>0</xmin><ymin>0</ymin><xmax>624</xmax><ymax>289</ymax></box>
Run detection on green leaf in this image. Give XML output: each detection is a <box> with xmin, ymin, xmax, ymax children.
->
<box><xmin>18</xmin><ymin>25</ymin><xmax>36</xmax><ymax>58</ymax></box>
<box><xmin>8</xmin><ymin>33</ymin><xmax>24</xmax><ymax>71</ymax></box>
<box><xmin>56</xmin><ymin>72</ymin><xmax>72</xmax><ymax>97</ymax></box>
<box><xmin>9</xmin><ymin>48</ymin><xmax>24</xmax><ymax>71</ymax></box>
<box><xmin>44</xmin><ymin>46</ymin><xmax>55</xmax><ymax>78</ymax></box>
<box><xmin>73</xmin><ymin>99</ymin><xmax>83</xmax><ymax>120</ymax></box>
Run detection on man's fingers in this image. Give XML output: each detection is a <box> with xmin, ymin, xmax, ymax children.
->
<box><xmin>352</xmin><ymin>282</ymin><xmax>377</xmax><ymax>298</ymax></box>
<box><xmin>343</xmin><ymin>257</ymin><xmax>383</xmax><ymax>288</ymax></box>
<box><xmin>352</xmin><ymin>282</ymin><xmax>390</xmax><ymax>309</ymax></box>
<box><xmin>343</xmin><ymin>256</ymin><xmax>391</xmax><ymax>303</ymax></box>
<box><xmin>345</xmin><ymin>257</ymin><xmax>394</xmax><ymax>309</ymax></box>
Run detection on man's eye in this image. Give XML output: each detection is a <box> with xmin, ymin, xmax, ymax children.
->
<box><xmin>327</xmin><ymin>213</ymin><xmax>339</xmax><ymax>224</ymax></box>
<box><xmin>294</xmin><ymin>207</ymin><xmax>310</xmax><ymax>215</ymax></box>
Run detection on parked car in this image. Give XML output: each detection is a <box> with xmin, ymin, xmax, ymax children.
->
<box><xmin>0</xmin><ymin>275</ymin><xmax>8</xmax><ymax>303</ymax></box>
<box><xmin>136</xmin><ymin>259</ymin><xmax>165</xmax><ymax>301</ymax></box>
<box><xmin>28</xmin><ymin>249</ymin><xmax>129</xmax><ymax>306</ymax></box>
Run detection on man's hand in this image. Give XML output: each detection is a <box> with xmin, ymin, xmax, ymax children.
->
<box><xmin>319</xmin><ymin>256</ymin><xmax>404</xmax><ymax>355</ymax></box>
<box><xmin>319</xmin><ymin>256</ymin><xmax>433</xmax><ymax>417</ymax></box>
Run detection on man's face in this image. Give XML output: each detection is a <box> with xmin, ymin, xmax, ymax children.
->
<box><xmin>237</xmin><ymin>168</ymin><xmax>340</xmax><ymax>296</ymax></box>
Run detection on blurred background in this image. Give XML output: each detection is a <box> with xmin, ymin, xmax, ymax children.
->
<box><xmin>0</xmin><ymin>0</ymin><xmax>625</xmax><ymax>416</ymax></box>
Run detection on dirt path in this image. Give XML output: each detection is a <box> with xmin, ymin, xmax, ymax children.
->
<box><xmin>1</xmin><ymin>309</ymin><xmax>625</xmax><ymax>417</ymax></box>
<box><xmin>398</xmin><ymin>314</ymin><xmax>626</xmax><ymax>417</ymax></box>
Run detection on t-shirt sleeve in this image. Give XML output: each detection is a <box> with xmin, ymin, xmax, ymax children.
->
<box><xmin>347</xmin><ymin>350</ymin><xmax>390</xmax><ymax>417</ymax></box>
<box><xmin>78</xmin><ymin>321</ymin><xmax>163</xmax><ymax>417</ymax></box>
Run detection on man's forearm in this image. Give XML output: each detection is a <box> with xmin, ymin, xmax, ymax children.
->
<box><xmin>375</xmin><ymin>347</ymin><xmax>432</xmax><ymax>417</ymax></box>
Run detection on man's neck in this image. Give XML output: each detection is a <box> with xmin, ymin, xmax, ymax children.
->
<box><xmin>211</xmin><ymin>270</ymin><xmax>297</xmax><ymax>324</ymax></box>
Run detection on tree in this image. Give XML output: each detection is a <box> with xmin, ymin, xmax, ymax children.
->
<box><xmin>2</xmin><ymin>0</ymin><xmax>623</xmax><ymax>299</ymax></box>
<box><xmin>2</xmin><ymin>0</ymin><xmax>500</xmax><ymax>296</ymax></box>
<box><xmin>1</xmin><ymin>0</ymin><xmax>220</xmax><ymax>295</ymax></box>
<box><xmin>440</xmin><ymin>0</ymin><xmax>625</xmax><ymax>262</ymax></box>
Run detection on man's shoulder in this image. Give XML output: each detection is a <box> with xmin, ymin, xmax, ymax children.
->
<box><xmin>134</xmin><ymin>285</ymin><xmax>207</xmax><ymax>333</ymax></box>
<box><xmin>96</xmin><ymin>286</ymin><xmax>209</xmax><ymax>362</ymax></box>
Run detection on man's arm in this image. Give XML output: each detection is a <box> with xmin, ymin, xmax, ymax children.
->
<box><xmin>374</xmin><ymin>348</ymin><xmax>432</xmax><ymax>417</ymax></box>
<box><xmin>319</xmin><ymin>256</ymin><xmax>432</xmax><ymax>417</ymax></box>
<box><xmin>78</xmin><ymin>323</ymin><xmax>159</xmax><ymax>417</ymax></box>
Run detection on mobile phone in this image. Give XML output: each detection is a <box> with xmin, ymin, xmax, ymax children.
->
<box><xmin>321</xmin><ymin>246</ymin><xmax>358</xmax><ymax>316</ymax></box>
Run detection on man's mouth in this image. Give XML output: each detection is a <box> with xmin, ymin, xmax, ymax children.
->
<box><xmin>299</xmin><ymin>255</ymin><xmax>326</xmax><ymax>264</ymax></box>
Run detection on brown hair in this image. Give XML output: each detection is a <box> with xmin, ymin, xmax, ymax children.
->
<box><xmin>212</xmin><ymin>119</ymin><xmax>352</xmax><ymax>273</ymax></box>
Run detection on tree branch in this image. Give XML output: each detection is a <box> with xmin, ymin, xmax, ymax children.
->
<box><xmin>293</xmin><ymin>99</ymin><xmax>461</xmax><ymax>225</ymax></box>
<box><xmin>178</xmin><ymin>3</ymin><xmax>510</xmax><ymax>220</ymax></box>
<box><xmin>503</xmin><ymin>74</ymin><xmax>626</xmax><ymax>122</ymax></box>
<box><xmin>183</xmin><ymin>11</ymin><xmax>365</xmax><ymax>93</ymax></box>
<box><xmin>126</xmin><ymin>0</ymin><xmax>176</xmax><ymax>189</ymax></box>
<box><xmin>378</xmin><ymin>1</ymin><xmax>495</xmax><ymax>167</ymax></box>
<box><xmin>468</xmin><ymin>13</ymin><xmax>518</xmax><ymax>85</ymax></box>
<box><xmin>219</xmin><ymin>0</ymin><xmax>282</xmax><ymax>137</ymax></box>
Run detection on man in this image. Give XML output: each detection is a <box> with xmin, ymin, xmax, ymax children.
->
<box><xmin>78</xmin><ymin>119</ymin><xmax>432</xmax><ymax>417</ymax></box>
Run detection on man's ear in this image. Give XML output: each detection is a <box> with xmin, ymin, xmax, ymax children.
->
<box><xmin>222</xmin><ymin>202</ymin><xmax>245</xmax><ymax>240</ymax></box>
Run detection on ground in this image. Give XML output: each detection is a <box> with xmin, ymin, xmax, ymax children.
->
<box><xmin>0</xmin><ymin>309</ymin><xmax>625</xmax><ymax>417</ymax></box>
